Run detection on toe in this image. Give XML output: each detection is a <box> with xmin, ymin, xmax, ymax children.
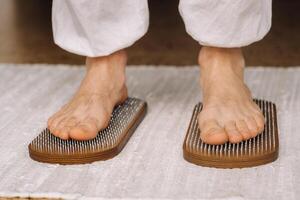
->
<box><xmin>248</xmin><ymin>103</ymin><xmax>265</xmax><ymax>133</ymax></box>
<box><xmin>48</xmin><ymin>114</ymin><xmax>65</xmax><ymax>134</ymax></box>
<box><xmin>47</xmin><ymin>111</ymin><xmax>64</xmax><ymax>129</ymax></box>
<box><xmin>58</xmin><ymin>127</ymin><xmax>70</xmax><ymax>140</ymax></box>
<box><xmin>224</xmin><ymin>121</ymin><xmax>243</xmax><ymax>143</ymax></box>
<box><xmin>51</xmin><ymin>117</ymin><xmax>68</xmax><ymax>138</ymax></box>
<box><xmin>69</xmin><ymin>123</ymin><xmax>98</xmax><ymax>141</ymax></box>
<box><xmin>236</xmin><ymin>120</ymin><xmax>252</xmax><ymax>140</ymax></box>
<box><xmin>52</xmin><ymin>128</ymin><xmax>61</xmax><ymax>138</ymax></box>
<box><xmin>245</xmin><ymin>116</ymin><xmax>259</xmax><ymax>137</ymax></box>
<box><xmin>253</xmin><ymin>113</ymin><xmax>265</xmax><ymax>134</ymax></box>
<box><xmin>57</xmin><ymin>117</ymin><xmax>78</xmax><ymax>140</ymax></box>
<box><xmin>48</xmin><ymin>117</ymin><xmax>64</xmax><ymax>137</ymax></box>
<box><xmin>199</xmin><ymin>119</ymin><xmax>228</xmax><ymax>145</ymax></box>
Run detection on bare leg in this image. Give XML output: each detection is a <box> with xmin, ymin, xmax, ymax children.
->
<box><xmin>47</xmin><ymin>50</ymin><xmax>128</xmax><ymax>140</ymax></box>
<box><xmin>198</xmin><ymin>47</ymin><xmax>265</xmax><ymax>145</ymax></box>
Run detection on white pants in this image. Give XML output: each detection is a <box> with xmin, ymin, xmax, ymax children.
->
<box><xmin>52</xmin><ymin>0</ymin><xmax>272</xmax><ymax>57</ymax></box>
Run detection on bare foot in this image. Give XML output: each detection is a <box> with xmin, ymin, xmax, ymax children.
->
<box><xmin>47</xmin><ymin>50</ymin><xmax>128</xmax><ymax>140</ymax></box>
<box><xmin>198</xmin><ymin>47</ymin><xmax>265</xmax><ymax>145</ymax></box>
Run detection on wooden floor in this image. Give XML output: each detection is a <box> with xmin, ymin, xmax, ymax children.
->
<box><xmin>0</xmin><ymin>0</ymin><xmax>299</xmax><ymax>67</ymax></box>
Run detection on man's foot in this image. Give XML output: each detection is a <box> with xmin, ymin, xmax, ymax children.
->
<box><xmin>47</xmin><ymin>50</ymin><xmax>128</xmax><ymax>140</ymax></box>
<box><xmin>198</xmin><ymin>47</ymin><xmax>265</xmax><ymax>145</ymax></box>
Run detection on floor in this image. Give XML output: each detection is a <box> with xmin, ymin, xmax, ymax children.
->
<box><xmin>0</xmin><ymin>64</ymin><xmax>299</xmax><ymax>200</ymax></box>
<box><xmin>0</xmin><ymin>0</ymin><xmax>299</xmax><ymax>66</ymax></box>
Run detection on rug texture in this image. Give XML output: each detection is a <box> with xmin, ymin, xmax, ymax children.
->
<box><xmin>0</xmin><ymin>64</ymin><xmax>299</xmax><ymax>200</ymax></box>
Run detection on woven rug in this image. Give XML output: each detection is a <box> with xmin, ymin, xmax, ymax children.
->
<box><xmin>0</xmin><ymin>64</ymin><xmax>299</xmax><ymax>200</ymax></box>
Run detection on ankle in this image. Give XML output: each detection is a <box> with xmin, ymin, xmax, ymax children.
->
<box><xmin>79</xmin><ymin>50</ymin><xmax>127</xmax><ymax>94</ymax></box>
<box><xmin>198</xmin><ymin>46</ymin><xmax>245</xmax><ymax>83</ymax></box>
<box><xmin>86</xmin><ymin>50</ymin><xmax>127</xmax><ymax>70</ymax></box>
<box><xmin>198</xmin><ymin>47</ymin><xmax>245</xmax><ymax>70</ymax></box>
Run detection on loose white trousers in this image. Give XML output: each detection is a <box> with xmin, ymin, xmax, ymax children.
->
<box><xmin>52</xmin><ymin>0</ymin><xmax>272</xmax><ymax>57</ymax></box>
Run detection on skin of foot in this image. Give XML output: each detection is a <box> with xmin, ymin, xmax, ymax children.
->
<box><xmin>198</xmin><ymin>47</ymin><xmax>265</xmax><ymax>145</ymax></box>
<box><xmin>47</xmin><ymin>50</ymin><xmax>128</xmax><ymax>140</ymax></box>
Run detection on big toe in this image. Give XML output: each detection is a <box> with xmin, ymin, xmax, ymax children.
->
<box><xmin>199</xmin><ymin>119</ymin><xmax>228</xmax><ymax>145</ymax></box>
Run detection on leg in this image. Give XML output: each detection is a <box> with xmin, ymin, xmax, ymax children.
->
<box><xmin>179</xmin><ymin>0</ymin><xmax>272</xmax><ymax>144</ymax></box>
<box><xmin>52</xmin><ymin>0</ymin><xmax>149</xmax><ymax>57</ymax></box>
<box><xmin>48</xmin><ymin>0</ymin><xmax>149</xmax><ymax>140</ymax></box>
<box><xmin>197</xmin><ymin>47</ymin><xmax>265</xmax><ymax>144</ymax></box>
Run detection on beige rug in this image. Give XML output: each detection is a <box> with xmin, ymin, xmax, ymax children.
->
<box><xmin>0</xmin><ymin>64</ymin><xmax>299</xmax><ymax>200</ymax></box>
